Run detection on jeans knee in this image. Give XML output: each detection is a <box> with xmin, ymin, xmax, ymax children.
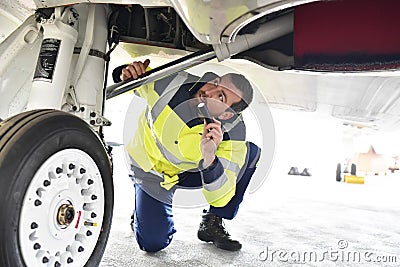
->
<box><xmin>134</xmin><ymin>218</ymin><xmax>176</xmax><ymax>253</ymax></box>
<box><xmin>136</xmin><ymin>232</ymin><xmax>174</xmax><ymax>252</ymax></box>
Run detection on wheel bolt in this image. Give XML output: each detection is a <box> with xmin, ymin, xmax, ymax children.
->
<box><xmin>86</xmin><ymin>230</ymin><xmax>92</xmax><ymax>236</ymax></box>
<box><xmin>91</xmin><ymin>195</ymin><xmax>97</xmax><ymax>200</ymax></box>
<box><xmin>43</xmin><ymin>180</ymin><xmax>50</xmax><ymax>187</ymax></box>
<box><xmin>80</xmin><ymin>168</ymin><xmax>86</xmax><ymax>174</ymax></box>
<box><xmin>54</xmin><ymin>261</ymin><xmax>61</xmax><ymax>267</ymax></box>
<box><xmin>78</xmin><ymin>246</ymin><xmax>84</xmax><ymax>252</ymax></box>
<box><xmin>34</xmin><ymin>199</ymin><xmax>42</xmax><ymax>206</ymax></box>
<box><xmin>31</xmin><ymin>222</ymin><xmax>38</xmax><ymax>229</ymax></box>
<box><xmin>69</xmin><ymin>163</ymin><xmax>75</xmax><ymax>170</ymax></box>
<box><xmin>91</xmin><ymin>212</ymin><xmax>97</xmax><ymax>218</ymax></box>
<box><xmin>42</xmin><ymin>257</ymin><xmax>49</xmax><ymax>263</ymax></box>
<box><xmin>67</xmin><ymin>257</ymin><xmax>73</xmax><ymax>264</ymax></box>
<box><xmin>33</xmin><ymin>243</ymin><xmax>41</xmax><ymax>250</ymax></box>
<box><xmin>56</xmin><ymin>167</ymin><xmax>63</xmax><ymax>174</ymax></box>
<box><xmin>87</xmin><ymin>179</ymin><xmax>94</xmax><ymax>185</ymax></box>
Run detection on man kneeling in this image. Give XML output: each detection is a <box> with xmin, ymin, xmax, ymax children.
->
<box><xmin>113</xmin><ymin>59</ymin><xmax>261</xmax><ymax>252</ymax></box>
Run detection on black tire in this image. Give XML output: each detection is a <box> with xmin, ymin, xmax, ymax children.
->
<box><xmin>336</xmin><ymin>163</ymin><xmax>342</xmax><ymax>182</ymax></box>
<box><xmin>0</xmin><ymin>109</ymin><xmax>113</xmax><ymax>267</ymax></box>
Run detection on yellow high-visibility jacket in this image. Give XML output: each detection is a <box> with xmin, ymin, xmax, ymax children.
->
<box><xmin>126</xmin><ymin>71</ymin><xmax>248</xmax><ymax>207</ymax></box>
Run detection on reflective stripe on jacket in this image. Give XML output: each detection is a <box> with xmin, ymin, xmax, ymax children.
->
<box><xmin>126</xmin><ymin>72</ymin><xmax>248</xmax><ymax>207</ymax></box>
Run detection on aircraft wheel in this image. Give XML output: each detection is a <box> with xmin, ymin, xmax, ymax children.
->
<box><xmin>0</xmin><ymin>109</ymin><xmax>113</xmax><ymax>267</ymax></box>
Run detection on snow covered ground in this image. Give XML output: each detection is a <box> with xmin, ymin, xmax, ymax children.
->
<box><xmin>100</xmin><ymin>95</ymin><xmax>400</xmax><ymax>267</ymax></box>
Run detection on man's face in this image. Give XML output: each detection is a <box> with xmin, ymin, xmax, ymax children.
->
<box><xmin>194</xmin><ymin>75</ymin><xmax>243</xmax><ymax>118</ymax></box>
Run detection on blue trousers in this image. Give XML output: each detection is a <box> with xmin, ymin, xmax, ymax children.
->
<box><xmin>132</xmin><ymin>142</ymin><xmax>261</xmax><ymax>252</ymax></box>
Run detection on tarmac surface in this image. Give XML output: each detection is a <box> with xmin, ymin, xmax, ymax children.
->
<box><xmin>100</xmin><ymin>145</ymin><xmax>400</xmax><ymax>267</ymax></box>
<box><xmin>100</xmin><ymin>96</ymin><xmax>400</xmax><ymax>266</ymax></box>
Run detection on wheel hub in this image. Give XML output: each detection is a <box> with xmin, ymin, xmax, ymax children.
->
<box><xmin>19</xmin><ymin>149</ymin><xmax>105</xmax><ymax>266</ymax></box>
<box><xmin>57</xmin><ymin>203</ymin><xmax>75</xmax><ymax>226</ymax></box>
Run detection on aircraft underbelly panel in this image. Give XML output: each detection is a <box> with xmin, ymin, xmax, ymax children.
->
<box><xmin>268</xmin><ymin>73</ymin><xmax>400</xmax><ymax>130</ymax></box>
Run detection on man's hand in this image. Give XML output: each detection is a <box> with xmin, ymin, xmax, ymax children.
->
<box><xmin>121</xmin><ymin>59</ymin><xmax>150</xmax><ymax>81</ymax></box>
<box><xmin>201</xmin><ymin>118</ymin><xmax>223</xmax><ymax>168</ymax></box>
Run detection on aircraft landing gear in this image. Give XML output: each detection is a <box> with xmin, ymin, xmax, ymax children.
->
<box><xmin>0</xmin><ymin>109</ymin><xmax>113</xmax><ymax>267</ymax></box>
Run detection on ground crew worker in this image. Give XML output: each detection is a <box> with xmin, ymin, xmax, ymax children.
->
<box><xmin>113</xmin><ymin>59</ymin><xmax>261</xmax><ymax>252</ymax></box>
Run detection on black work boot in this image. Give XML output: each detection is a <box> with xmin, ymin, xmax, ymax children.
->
<box><xmin>197</xmin><ymin>210</ymin><xmax>242</xmax><ymax>251</ymax></box>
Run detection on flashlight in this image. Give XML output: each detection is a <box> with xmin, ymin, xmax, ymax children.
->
<box><xmin>197</xmin><ymin>102</ymin><xmax>213</xmax><ymax>124</ymax></box>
